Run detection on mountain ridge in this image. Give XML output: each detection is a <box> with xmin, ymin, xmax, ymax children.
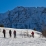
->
<box><xmin>0</xmin><ymin>6</ymin><xmax>46</xmax><ymax>31</ymax></box>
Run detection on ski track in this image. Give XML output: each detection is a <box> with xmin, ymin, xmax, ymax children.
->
<box><xmin>0</xmin><ymin>37</ymin><xmax>46</xmax><ymax>46</ymax></box>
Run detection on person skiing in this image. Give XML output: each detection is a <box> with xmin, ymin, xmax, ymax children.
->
<box><xmin>9</xmin><ymin>30</ymin><xmax>12</xmax><ymax>37</ymax></box>
<box><xmin>3</xmin><ymin>29</ymin><xmax>6</xmax><ymax>38</ymax></box>
<box><xmin>13</xmin><ymin>30</ymin><xmax>16</xmax><ymax>38</ymax></box>
<box><xmin>31</xmin><ymin>31</ymin><xmax>34</xmax><ymax>38</ymax></box>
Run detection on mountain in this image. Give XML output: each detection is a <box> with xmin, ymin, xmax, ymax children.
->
<box><xmin>0</xmin><ymin>6</ymin><xmax>46</xmax><ymax>31</ymax></box>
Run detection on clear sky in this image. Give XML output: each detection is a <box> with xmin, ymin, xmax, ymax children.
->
<box><xmin>0</xmin><ymin>0</ymin><xmax>46</xmax><ymax>13</ymax></box>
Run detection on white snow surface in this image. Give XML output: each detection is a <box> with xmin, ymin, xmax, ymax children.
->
<box><xmin>0</xmin><ymin>27</ymin><xmax>46</xmax><ymax>46</ymax></box>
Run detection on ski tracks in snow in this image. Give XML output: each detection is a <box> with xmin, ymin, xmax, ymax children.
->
<box><xmin>0</xmin><ymin>37</ymin><xmax>46</xmax><ymax>46</ymax></box>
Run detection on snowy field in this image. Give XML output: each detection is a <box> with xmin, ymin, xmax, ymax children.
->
<box><xmin>0</xmin><ymin>27</ymin><xmax>46</xmax><ymax>46</ymax></box>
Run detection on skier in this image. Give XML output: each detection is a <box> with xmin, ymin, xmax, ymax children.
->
<box><xmin>31</xmin><ymin>31</ymin><xmax>34</xmax><ymax>38</ymax></box>
<box><xmin>13</xmin><ymin>30</ymin><xmax>16</xmax><ymax>38</ymax></box>
<box><xmin>9</xmin><ymin>30</ymin><xmax>12</xmax><ymax>37</ymax></box>
<box><xmin>3</xmin><ymin>29</ymin><xmax>6</xmax><ymax>38</ymax></box>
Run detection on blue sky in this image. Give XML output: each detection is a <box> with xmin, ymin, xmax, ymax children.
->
<box><xmin>0</xmin><ymin>0</ymin><xmax>46</xmax><ymax>13</ymax></box>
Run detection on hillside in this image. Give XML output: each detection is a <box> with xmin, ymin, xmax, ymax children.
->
<box><xmin>0</xmin><ymin>6</ymin><xmax>46</xmax><ymax>31</ymax></box>
<box><xmin>0</xmin><ymin>27</ymin><xmax>46</xmax><ymax>46</ymax></box>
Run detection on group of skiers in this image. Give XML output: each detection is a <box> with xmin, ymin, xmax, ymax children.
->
<box><xmin>2</xmin><ymin>29</ymin><xmax>34</xmax><ymax>38</ymax></box>
<box><xmin>3</xmin><ymin>29</ymin><xmax>16</xmax><ymax>38</ymax></box>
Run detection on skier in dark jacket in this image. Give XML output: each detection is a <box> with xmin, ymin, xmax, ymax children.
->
<box><xmin>13</xmin><ymin>30</ymin><xmax>16</xmax><ymax>38</ymax></box>
<box><xmin>9</xmin><ymin>30</ymin><xmax>12</xmax><ymax>37</ymax></box>
<box><xmin>3</xmin><ymin>29</ymin><xmax>6</xmax><ymax>38</ymax></box>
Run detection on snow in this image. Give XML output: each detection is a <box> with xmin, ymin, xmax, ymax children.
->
<box><xmin>0</xmin><ymin>27</ymin><xmax>46</xmax><ymax>46</ymax></box>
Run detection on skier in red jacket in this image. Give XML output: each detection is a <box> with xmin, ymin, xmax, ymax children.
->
<box><xmin>13</xmin><ymin>30</ymin><xmax>16</xmax><ymax>38</ymax></box>
<box><xmin>31</xmin><ymin>31</ymin><xmax>34</xmax><ymax>38</ymax></box>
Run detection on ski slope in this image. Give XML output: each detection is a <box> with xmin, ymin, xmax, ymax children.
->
<box><xmin>0</xmin><ymin>27</ymin><xmax>46</xmax><ymax>46</ymax></box>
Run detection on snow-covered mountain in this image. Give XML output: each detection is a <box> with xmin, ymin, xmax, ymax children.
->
<box><xmin>0</xmin><ymin>6</ymin><xmax>46</xmax><ymax>31</ymax></box>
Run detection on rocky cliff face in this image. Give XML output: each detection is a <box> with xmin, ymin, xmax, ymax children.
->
<box><xmin>0</xmin><ymin>6</ymin><xmax>46</xmax><ymax>31</ymax></box>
